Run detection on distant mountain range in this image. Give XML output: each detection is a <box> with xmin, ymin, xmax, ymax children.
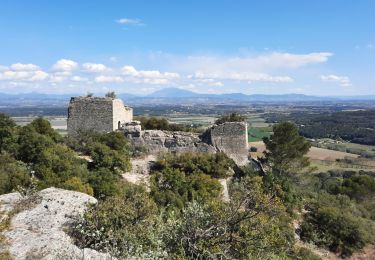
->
<box><xmin>1</xmin><ymin>88</ymin><xmax>375</xmax><ymax>107</ymax></box>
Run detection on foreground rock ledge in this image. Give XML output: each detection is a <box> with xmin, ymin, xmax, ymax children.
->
<box><xmin>0</xmin><ymin>187</ymin><xmax>111</xmax><ymax>260</ymax></box>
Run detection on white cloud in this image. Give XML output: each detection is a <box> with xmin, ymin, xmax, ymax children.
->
<box><xmin>180</xmin><ymin>52</ymin><xmax>332</xmax><ymax>71</ymax></box>
<box><xmin>254</xmin><ymin>52</ymin><xmax>333</xmax><ymax>69</ymax></box>
<box><xmin>10</xmin><ymin>63</ymin><xmax>40</xmax><ymax>71</ymax></box>
<box><xmin>192</xmin><ymin>78</ymin><xmax>224</xmax><ymax>87</ymax></box>
<box><xmin>52</xmin><ymin>59</ymin><xmax>78</xmax><ymax>71</ymax></box>
<box><xmin>30</xmin><ymin>71</ymin><xmax>49</xmax><ymax>81</ymax></box>
<box><xmin>122</xmin><ymin>65</ymin><xmax>179</xmax><ymax>84</ymax></box>
<box><xmin>191</xmin><ymin>71</ymin><xmax>293</xmax><ymax>83</ymax></box>
<box><xmin>173</xmin><ymin>52</ymin><xmax>331</xmax><ymax>84</ymax></box>
<box><xmin>49</xmin><ymin>75</ymin><xmax>65</xmax><ymax>83</ymax></box>
<box><xmin>0</xmin><ymin>70</ymin><xmax>48</xmax><ymax>81</ymax></box>
<box><xmin>116</xmin><ymin>18</ymin><xmax>143</xmax><ymax>25</ymax></box>
<box><xmin>95</xmin><ymin>75</ymin><xmax>124</xmax><ymax>83</ymax></box>
<box><xmin>82</xmin><ymin>63</ymin><xmax>108</xmax><ymax>73</ymax></box>
<box><xmin>71</xmin><ymin>76</ymin><xmax>88</xmax><ymax>82</ymax></box>
<box><xmin>320</xmin><ymin>74</ymin><xmax>351</xmax><ymax>87</ymax></box>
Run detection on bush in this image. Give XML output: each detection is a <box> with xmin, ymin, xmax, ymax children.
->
<box><xmin>88</xmin><ymin>168</ymin><xmax>121</xmax><ymax>198</ymax></box>
<box><xmin>300</xmin><ymin>194</ymin><xmax>375</xmax><ymax>256</ymax></box>
<box><xmin>215</xmin><ymin>112</ymin><xmax>246</xmax><ymax>124</ymax></box>
<box><xmin>62</xmin><ymin>177</ymin><xmax>93</xmax><ymax>196</ymax></box>
<box><xmin>70</xmin><ymin>184</ymin><xmax>163</xmax><ymax>258</ymax></box>
<box><xmin>89</xmin><ymin>143</ymin><xmax>130</xmax><ymax>173</ymax></box>
<box><xmin>135</xmin><ymin>116</ymin><xmax>195</xmax><ymax>132</ymax></box>
<box><xmin>154</xmin><ymin>152</ymin><xmax>235</xmax><ymax>178</ymax></box>
<box><xmin>0</xmin><ymin>113</ymin><xmax>17</xmax><ymax>153</ymax></box>
<box><xmin>71</xmin><ymin>176</ymin><xmax>295</xmax><ymax>259</ymax></box>
<box><xmin>0</xmin><ymin>154</ymin><xmax>30</xmax><ymax>195</ymax></box>
<box><xmin>151</xmin><ymin>167</ymin><xmax>222</xmax><ymax>209</ymax></box>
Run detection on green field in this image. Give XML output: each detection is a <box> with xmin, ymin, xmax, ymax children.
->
<box><xmin>167</xmin><ymin>115</ymin><xmax>217</xmax><ymax>127</ymax></box>
<box><xmin>248</xmin><ymin>127</ymin><xmax>272</xmax><ymax>142</ymax></box>
<box><xmin>312</xmin><ymin>138</ymin><xmax>375</xmax><ymax>157</ymax></box>
<box><xmin>246</xmin><ymin>115</ymin><xmax>273</xmax><ymax>142</ymax></box>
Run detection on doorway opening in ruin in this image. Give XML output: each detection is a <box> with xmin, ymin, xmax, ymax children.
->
<box><xmin>118</xmin><ymin>121</ymin><xmax>121</xmax><ymax>129</ymax></box>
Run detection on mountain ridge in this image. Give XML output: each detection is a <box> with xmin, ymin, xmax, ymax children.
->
<box><xmin>1</xmin><ymin>88</ymin><xmax>375</xmax><ymax>105</ymax></box>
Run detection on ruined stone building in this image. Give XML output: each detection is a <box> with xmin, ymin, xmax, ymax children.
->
<box><xmin>67</xmin><ymin>96</ymin><xmax>249</xmax><ymax>165</ymax></box>
<box><xmin>67</xmin><ymin>96</ymin><xmax>133</xmax><ymax>135</ymax></box>
<box><xmin>125</xmin><ymin>122</ymin><xmax>249</xmax><ymax>166</ymax></box>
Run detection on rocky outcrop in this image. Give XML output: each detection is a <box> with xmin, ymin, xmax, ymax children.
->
<box><xmin>0</xmin><ymin>188</ymin><xmax>111</xmax><ymax>260</ymax></box>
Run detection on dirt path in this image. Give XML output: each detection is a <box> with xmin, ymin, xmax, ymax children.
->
<box><xmin>122</xmin><ymin>155</ymin><xmax>156</xmax><ymax>190</ymax></box>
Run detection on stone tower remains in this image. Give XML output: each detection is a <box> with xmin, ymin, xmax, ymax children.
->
<box><xmin>67</xmin><ymin>96</ymin><xmax>133</xmax><ymax>135</ymax></box>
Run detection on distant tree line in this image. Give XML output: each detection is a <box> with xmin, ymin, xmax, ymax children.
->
<box><xmin>265</xmin><ymin>110</ymin><xmax>375</xmax><ymax>145</ymax></box>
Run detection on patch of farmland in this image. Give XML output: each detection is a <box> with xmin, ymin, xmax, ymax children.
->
<box><xmin>249</xmin><ymin>141</ymin><xmax>359</xmax><ymax>161</ymax></box>
<box><xmin>13</xmin><ymin>116</ymin><xmax>67</xmax><ymax>130</ymax></box>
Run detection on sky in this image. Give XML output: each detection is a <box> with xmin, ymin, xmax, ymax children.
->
<box><xmin>0</xmin><ymin>0</ymin><xmax>374</xmax><ymax>96</ymax></box>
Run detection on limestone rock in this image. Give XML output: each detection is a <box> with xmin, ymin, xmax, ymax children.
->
<box><xmin>0</xmin><ymin>187</ymin><xmax>112</xmax><ymax>260</ymax></box>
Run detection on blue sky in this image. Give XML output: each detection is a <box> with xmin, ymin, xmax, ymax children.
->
<box><xmin>0</xmin><ymin>0</ymin><xmax>374</xmax><ymax>95</ymax></box>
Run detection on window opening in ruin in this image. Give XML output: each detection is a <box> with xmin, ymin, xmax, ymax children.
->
<box><xmin>118</xmin><ymin>121</ymin><xmax>121</xmax><ymax>129</ymax></box>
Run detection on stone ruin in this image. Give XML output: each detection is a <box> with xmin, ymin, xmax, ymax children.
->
<box><xmin>124</xmin><ymin>122</ymin><xmax>249</xmax><ymax>165</ymax></box>
<box><xmin>67</xmin><ymin>96</ymin><xmax>249</xmax><ymax>165</ymax></box>
<box><xmin>67</xmin><ymin>96</ymin><xmax>133</xmax><ymax>136</ymax></box>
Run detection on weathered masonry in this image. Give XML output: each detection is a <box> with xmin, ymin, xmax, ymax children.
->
<box><xmin>125</xmin><ymin>121</ymin><xmax>249</xmax><ymax>166</ymax></box>
<box><xmin>67</xmin><ymin>96</ymin><xmax>249</xmax><ymax>166</ymax></box>
<box><xmin>207</xmin><ymin>122</ymin><xmax>249</xmax><ymax>165</ymax></box>
<box><xmin>67</xmin><ymin>96</ymin><xmax>133</xmax><ymax>135</ymax></box>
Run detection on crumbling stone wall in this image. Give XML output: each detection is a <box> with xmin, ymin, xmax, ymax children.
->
<box><xmin>113</xmin><ymin>99</ymin><xmax>133</xmax><ymax>129</ymax></box>
<box><xmin>129</xmin><ymin>130</ymin><xmax>216</xmax><ymax>154</ymax></box>
<box><xmin>67</xmin><ymin>96</ymin><xmax>133</xmax><ymax>135</ymax></box>
<box><xmin>208</xmin><ymin>122</ymin><xmax>249</xmax><ymax>165</ymax></box>
<box><xmin>125</xmin><ymin>121</ymin><xmax>249</xmax><ymax>165</ymax></box>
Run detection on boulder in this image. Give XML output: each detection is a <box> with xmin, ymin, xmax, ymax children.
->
<box><xmin>0</xmin><ymin>187</ymin><xmax>112</xmax><ymax>260</ymax></box>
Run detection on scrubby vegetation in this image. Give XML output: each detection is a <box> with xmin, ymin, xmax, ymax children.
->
<box><xmin>215</xmin><ymin>112</ymin><xmax>246</xmax><ymax>124</ymax></box>
<box><xmin>0</xmin><ymin>113</ymin><xmax>131</xmax><ymax>197</ymax></box>
<box><xmin>1</xmin><ymin>112</ymin><xmax>375</xmax><ymax>259</ymax></box>
<box><xmin>150</xmin><ymin>152</ymin><xmax>234</xmax><ymax>210</ymax></box>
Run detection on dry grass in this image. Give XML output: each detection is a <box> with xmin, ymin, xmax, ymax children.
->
<box><xmin>0</xmin><ymin>207</ymin><xmax>12</xmax><ymax>259</ymax></box>
<box><xmin>0</xmin><ymin>251</ymin><xmax>13</xmax><ymax>260</ymax></box>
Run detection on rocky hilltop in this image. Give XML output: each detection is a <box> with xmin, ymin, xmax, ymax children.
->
<box><xmin>0</xmin><ymin>188</ymin><xmax>111</xmax><ymax>260</ymax></box>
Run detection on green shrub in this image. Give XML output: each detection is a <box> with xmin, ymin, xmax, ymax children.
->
<box><xmin>215</xmin><ymin>112</ymin><xmax>246</xmax><ymax>124</ymax></box>
<box><xmin>70</xmin><ymin>184</ymin><xmax>163</xmax><ymax>258</ymax></box>
<box><xmin>300</xmin><ymin>194</ymin><xmax>375</xmax><ymax>256</ymax></box>
<box><xmin>89</xmin><ymin>143</ymin><xmax>130</xmax><ymax>173</ymax></box>
<box><xmin>154</xmin><ymin>152</ymin><xmax>235</xmax><ymax>178</ymax></box>
<box><xmin>151</xmin><ymin>167</ymin><xmax>222</xmax><ymax>209</ymax></box>
<box><xmin>0</xmin><ymin>154</ymin><xmax>30</xmax><ymax>195</ymax></box>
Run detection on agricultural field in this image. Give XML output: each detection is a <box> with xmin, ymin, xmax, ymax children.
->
<box><xmin>247</xmin><ymin>140</ymin><xmax>375</xmax><ymax>172</ymax></box>
<box><xmin>13</xmin><ymin>116</ymin><xmax>67</xmax><ymax>135</ymax></box>
<box><xmin>246</xmin><ymin>114</ymin><xmax>273</xmax><ymax>142</ymax></box>
<box><xmin>312</xmin><ymin>138</ymin><xmax>375</xmax><ymax>158</ymax></box>
<box><xmin>166</xmin><ymin>114</ymin><xmax>217</xmax><ymax>128</ymax></box>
